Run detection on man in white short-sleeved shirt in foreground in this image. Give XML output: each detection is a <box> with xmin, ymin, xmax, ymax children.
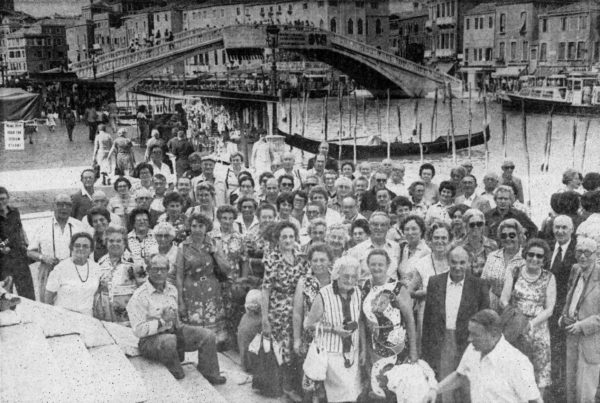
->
<box><xmin>424</xmin><ymin>309</ymin><xmax>542</xmax><ymax>403</ymax></box>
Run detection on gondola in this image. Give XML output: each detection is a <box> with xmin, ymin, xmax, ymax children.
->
<box><xmin>279</xmin><ymin>125</ymin><xmax>490</xmax><ymax>159</ymax></box>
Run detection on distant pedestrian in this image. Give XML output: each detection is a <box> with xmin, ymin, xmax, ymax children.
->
<box><xmin>65</xmin><ymin>109</ymin><xmax>76</xmax><ymax>141</ymax></box>
<box><xmin>137</xmin><ymin>105</ymin><xmax>149</xmax><ymax>146</ymax></box>
<box><xmin>85</xmin><ymin>104</ymin><xmax>98</xmax><ymax>142</ymax></box>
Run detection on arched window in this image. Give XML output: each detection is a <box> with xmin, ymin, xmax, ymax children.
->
<box><xmin>330</xmin><ymin>17</ymin><xmax>337</xmax><ymax>33</ymax></box>
<box><xmin>348</xmin><ymin>18</ymin><xmax>354</xmax><ymax>34</ymax></box>
<box><xmin>375</xmin><ymin>18</ymin><xmax>382</xmax><ymax>35</ymax></box>
<box><xmin>357</xmin><ymin>18</ymin><xmax>363</xmax><ymax>35</ymax></box>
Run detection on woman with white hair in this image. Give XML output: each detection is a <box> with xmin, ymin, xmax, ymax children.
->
<box><xmin>304</xmin><ymin>255</ymin><xmax>365</xmax><ymax>403</ymax></box>
<box><xmin>326</xmin><ymin>223</ymin><xmax>350</xmax><ymax>261</ymax></box>
<box><xmin>458</xmin><ymin>208</ymin><xmax>498</xmax><ymax>277</ymax></box>
<box><xmin>152</xmin><ymin>221</ymin><xmax>178</xmax><ymax>283</ymax></box>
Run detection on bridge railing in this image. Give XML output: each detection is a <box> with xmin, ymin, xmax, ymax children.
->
<box><xmin>327</xmin><ymin>31</ymin><xmax>462</xmax><ymax>86</ymax></box>
<box><xmin>72</xmin><ymin>27</ymin><xmax>223</xmax><ymax>78</ymax></box>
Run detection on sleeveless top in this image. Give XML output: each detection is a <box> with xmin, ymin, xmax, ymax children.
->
<box><xmin>319</xmin><ymin>282</ymin><xmax>361</xmax><ymax>353</ymax></box>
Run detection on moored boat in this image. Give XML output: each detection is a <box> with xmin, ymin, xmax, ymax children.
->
<box><xmin>279</xmin><ymin>125</ymin><xmax>491</xmax><ymax>159</ymax></box>
<box><xmin>501</xmin><ymin>72</ymin><xmax>600</xmax><ymax>115</ymax></box>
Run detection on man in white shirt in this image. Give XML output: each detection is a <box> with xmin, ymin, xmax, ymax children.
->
<box><xmin>347</xmin><ymin>212</ymin><xmax>400</xmax><ymax>282</ymax></box>
<box><xmin>274</xmin><ymin>151</ymin><xmax>305</xmax><ymax>190</ymax></box>
<box><xmin>307</xmin><ymin>186</ymin><xmax>343</xmax><ymax>228</ymax></box>
<box><xmin>455</xmin><ymin>174</ymin><xmax>491</xmax><ymax>213</ymax></box>
<box><xmin>386</xmin><ymin>162</ymin><xmax>409</xmax><ymax>197</ymax></box>
<box><xmin>250</xmin><ymin>131</ymin><xmax>273</xmax><ymax>176</ymax></box>
<box><xmin>190</xmin><ymin>156</ymin><xmax>227</xmax><ymax>205</ymax></box>
<box><xmin>425</xmin><ymin>309</ymin><xmax>541</xmax><ymax>403</ymax></box>
<box><xmin>27</xmin><ymin>194</ymin><xmax>84</xmax><ymax>301</ymax></box>
<box><xmin>480</xmin><ymin>172</ymin><xmax>499</xmax><ymax>208</ymax></box>
<box><xmin>148</xmin><ymin>144</ymin><xmax>175</xmax><ymax>186</ymax></box>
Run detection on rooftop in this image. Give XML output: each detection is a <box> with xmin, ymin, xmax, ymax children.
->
<box><xmin>541</xmin><ymin>2</ymin><xmax>600</xmax><ymax>16</ymax></box>
<box><xmin>464</xmin><ymin>2</ymin><xmax>496</xmax><ymax>16</ymax></box>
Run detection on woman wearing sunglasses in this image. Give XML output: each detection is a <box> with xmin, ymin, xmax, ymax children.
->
<box><xmin>500</xmin><ymin>238</ymin><xmax>556</xmax><ymax>396</ymax></box>
<box><xmin>458</xmin><ymin>209</ymin><xmax>498</xmax><ymax>277</ymax></box>
<box><xmin>481</xmin><ymin>218</ymin><xmax>525</xmax><ymax>311</ymax></box>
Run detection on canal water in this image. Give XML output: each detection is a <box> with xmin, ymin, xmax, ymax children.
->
<box><xmin>286</xmin><ymin>96</ymin><xmax>600</xmax><ymax>226</ymax></box>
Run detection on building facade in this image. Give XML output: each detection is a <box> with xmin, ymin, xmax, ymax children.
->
<box><xmin>462</xmin><ymin>3</ymin><xmax>495</xmax><ymax>90</ymax></box>
<box><xmin>537</xmin><ymin>2</ymin><xmax>600</xmax><ymax>72</ymax></box>
<box><xmin>66</xmin><ymin>19</ymin><xmax>94</xmax><ymax>64</ymax></box>
<box><xmin>392</xmin><ymin>9</ymin><xmax>428</xmax><ymax>62</ymax></box>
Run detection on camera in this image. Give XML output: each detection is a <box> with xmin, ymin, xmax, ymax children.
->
<box><xmin>561</xmin><ymin>316</ymin><xmax>576</xmax><ymax>328</ymax></box>
<box><xmin>343</xmin><ymin>320</ymin><xmax>358</xmax><ymax>332</ymax></box>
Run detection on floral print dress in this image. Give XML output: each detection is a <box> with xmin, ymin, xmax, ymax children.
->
<box><xmin>177</xmin><ymin>238</ymin><xmax>228</xmax><ymax>342</ymax></box>
<box><xmin>262</xmin><ymin>249</ymin><xmax>309</xmax><ymax>364</ymax></box>
<box><xmin>158</xmin><ymin>213</ymin><xmax>188</xmax><ymax>244</ymax></box>
<box><xmin>94</xmin><ymin>251</ymin><xmax>139</xmax><ymax>323</ymax></box>
<box><xmin>510</xmin><ymin>266</ymin><xmax>553</xmax><ymax>388</ymax></box>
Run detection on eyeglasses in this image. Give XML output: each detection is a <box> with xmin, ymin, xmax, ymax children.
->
<box><xmin>281</xmin><ymin>183</ymin><xmax>293</xmax><ymax>187</ymax></box>
<box><xmin>73</xmin><ymin>243</ymin><xmax>91</xmax><ymax>249</ymax></box>
<box><xmin>503</xmin><ymin>166</ymin><xmax>515</xmax><ymax>170</ymax></box>
<box><xmin>526</xmin><ymin>252</ymin><xmax>545</xmax><ymax>259</ymax></box>
<box><xmin>468</xmin><ymin>221</ymin><xmax>485</xmax><ymax>228</ymax></box>
<box><xmin>575</xmin><ymin>249</ymin><xmax>595</xmax><ymax>257</ymax></box>
<box><xmin>148</xmin><ymin>266</ymin><xmax>169</xmax><ymax>273</ymax></box>
<box><xmin>375</xmin><ymin>178</ymin><xmax>387</xmax><ymax>183</ymax></box>
<box><xmin>500</xmin><ymin>232</ymin><xmax>517</xmax><ymax>240</ymax></box>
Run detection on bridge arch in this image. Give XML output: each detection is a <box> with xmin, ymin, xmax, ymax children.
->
<box><xmin>71</xmin><ymin>25</ymin><xmax>461</xmax><ymax>98</ymax></box>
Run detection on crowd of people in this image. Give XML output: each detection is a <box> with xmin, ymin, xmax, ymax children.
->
<box><xmin>1</xmin><ymin>134</ymin><xmax>600</xmax><ymax>403</ymax></box>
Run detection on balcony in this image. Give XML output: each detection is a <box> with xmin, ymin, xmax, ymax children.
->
<box><xmin>425</xmin><ymin>20</ymin><xmax>432</xmax><ymax>30</ymax></box>
<box><xmin>436</xmin><ymin>16</ymin><xmax>456</xmax><ymax>27</ymax></box>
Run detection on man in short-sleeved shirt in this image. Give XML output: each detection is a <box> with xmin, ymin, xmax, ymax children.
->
<box><xmin>424</xmin><ymin>309</ymin><xmax>541</xmax><ymax>403</ymax></box>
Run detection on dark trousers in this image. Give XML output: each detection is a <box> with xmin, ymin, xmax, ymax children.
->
<box><xmin>138</xmin><ymin>324</ymin><xmax>221</xmax><ymax>378</ymax></box>
<box><xmin>0</xmin><ymin>256</ymin><xmax>35</xmax><ymax>301</ymax></box>
<box><xmin>549</xmin><ymin>313</ymin><xmax>567</xmax><ymax>402</ymax></box>
<box><xmin>67</xmin><ymin>125</ymin><xmax>75</xmax><ymax>140</ymax></box>
<box><xmin>88</xmin><ymin>122</ymin><xmax>98</xmax><ymax>141</ymax></box>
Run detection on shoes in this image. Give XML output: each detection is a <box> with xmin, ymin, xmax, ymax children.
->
<box><xmin>170</xmin><ymin>369</ymin><xmax>185</xmax><ymax>380</ymax></box>
<box><xmin>204</xmin><ymin>375</ymin><xmax>226</xmax><ymax>385</ymax></box>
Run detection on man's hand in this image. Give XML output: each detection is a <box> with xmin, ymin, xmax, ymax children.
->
<box><xmin>161</xmin><ymin>306</ymin><xmax>178</xmax><ymax>323</ymax></box>
<box><xmin>40</xmin><ymin>255</ymin><xmax>59</xmax><ymax>266</ymax></box>
<box><xmin>566</xmin><ymin>321</ymin><xmax>583</xmax><ymax>335</ymax></box>
<box><xmin>422</xmin><ymin>388</ymin><xmax>438</xmax><ymax>403</ymax></box>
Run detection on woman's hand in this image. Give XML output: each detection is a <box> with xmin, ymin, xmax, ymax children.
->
<box><xmin>333</xmin><ymin>325</ymin><xmax>352</xmax><ymax>338</ymax></box>
<box><xmin>293</xmin><ymin>339</ymin><xmax>301</xmax><ymax>355</ymax></box>
<box><xmin>262</xmin><ymin>318</ymin><xmax>272</xmax><ymax>335</ymax></box>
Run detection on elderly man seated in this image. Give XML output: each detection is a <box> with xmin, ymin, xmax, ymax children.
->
<box><xmin>126</xmin><ymin>255</ymin><xmax>226</xmax><ymax>383</ymax></box>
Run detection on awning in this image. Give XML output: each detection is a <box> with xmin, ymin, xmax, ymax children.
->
<box><xmin>491</xmin><ymin>66</ymin><xmax>526</xmax><ymax>78</ymax></box>
<box><xmin>533</xmin><ymin>66</ymin><xmax>565</xmax><ymax>77</ymax></box>
<box><xmin>0</xmin><ymin>88</ymin><xmax>41</xmax><ymax>121</ymax></box>
<box><xmin>435</xmin><ymin>62</ymin><xmax>456</xmax><ymax>75</ymax></box>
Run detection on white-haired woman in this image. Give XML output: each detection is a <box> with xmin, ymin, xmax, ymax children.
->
<box><xmin>152</xmin><ymin>221</ymin><xmax>178</xmax><ymax>283</ymax></box>
<box><xmin>326</xmin><ymin>223</ymin><xmax>350</xmax><ymax>261</ymax></box>
<box><xmin>304</xmin><ymin>255</ymin><xmax>366</xmax><ymax>403</ymax></box>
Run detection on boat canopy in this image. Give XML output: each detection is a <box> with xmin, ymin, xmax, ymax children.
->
<box><xmin>492</xmin><ymin>66</ymin><xmax>526</xmax><ymax>78</ymax></box>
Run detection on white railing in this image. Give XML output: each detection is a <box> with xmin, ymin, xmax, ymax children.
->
<box><xmin>72</xmin><ymin>24</ymin><xmax>461</xmax><ymax>88</ymax></box>
<box><xmin>436</xmin><ymin>16</ymin><xmax>456</xmax><ymax>26</ymax></box>
<box><xmin>327</xmin><ymin>30</ymin><xmax>462</xmax><ymax>86</ymax></box>
<box><xmin>72</xmin><ymin>26</ymin><xmax>223</xmax><ymax>78</ymax></box>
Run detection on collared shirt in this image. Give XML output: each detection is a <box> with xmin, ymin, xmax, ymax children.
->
<box><xmin>150</xmin><ymin>161</ymin><xmax>175</xmax><ymax>186</ymax></box>
<box><xmin>386</xmin><ymin>180</ymin><xmax>408</xmax><ymax>197</ymax></box>
<box><xmin>28</xmin><ymin>216</ymin><xmax>83</xmax><ymax>260</ymax></box>
<box><xmin>126</xmin><ymin>280</ymin><xmax>179</xmax><ymax>338</ymax></box>
<box><xmin>150</xmin><ymin>196</ymin><xmax>165</xmax><ymax>213</ymax></box>
<box><xmin>411</xmin><ymin>200</ymin><xmax>429</xmax><ymax>218</ymax></box>
<box><xmin>568</xmin><ymin>267</ymin><xmax>592</xmax><ymax>318</ymax></box>
<box><xmin>457</xmin><ymin>336</ymin><xmax>540</xmax><ymax>403</ymax></box>
<box><xmin>461</xmin><ymin>193</ymin><xmax>476</xmax><ymax>207</ymax></box>
<box><xmin>425</xmin><ymin>202</ymin><xmax>452</xmax><ymax>226</ymax></box>
<box><xmin>445</xmin><ymin>276</ymin><xmax>464</xmax><ymax>330</ymax></box>
<box><xmin>127</xmin><ymin>231</ymin><xmax>159</xmax><ymax>261</ymax></box>
<box><xmin>347</xmin><ymin>238</ymin><xmax>400</xmax><ymax>282</ymax></box>
<box><xmin>235</xmin><ymin>215</ymin><xmax>260</xmax><ymax>235</ymax></box>
<box><xmin>480</xmin><ymin>191</ymin><xmax>497</xmax><ymax>209</ymax></box>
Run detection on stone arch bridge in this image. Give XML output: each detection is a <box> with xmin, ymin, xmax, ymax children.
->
<box><xmin>71</xmin><ymin>24</ymin><xmax>462</xmax><ymax>99</ymax></box>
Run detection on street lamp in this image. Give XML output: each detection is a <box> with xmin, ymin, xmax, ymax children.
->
<box><xmin>266</xmin><ymin>24</ymin><xmax>280</xmax><ymax>135</ymax></box>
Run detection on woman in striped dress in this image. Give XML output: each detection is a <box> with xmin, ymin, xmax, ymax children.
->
<box><xmin>304</xmin><ymin>255</ymin><xmax>366</xmax><ymax>402</ymax></box>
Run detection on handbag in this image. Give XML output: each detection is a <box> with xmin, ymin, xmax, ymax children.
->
<box><xmin>251</xmin><ymin>335</ymin><xmax>283</xmax><ymax>397</ymax></box>
<box><xmin>303</xmin><ymin>323</ymin><xmax>328</xmax><ymax>381</ymax></box>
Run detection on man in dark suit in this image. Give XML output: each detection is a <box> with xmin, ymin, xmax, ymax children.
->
<box><xmin>359</xmin><ymin>170</ymin><xmax>396</xmax><ymax>214</ymax></box>
<box><xmin>422</xmin><ymin>245</ymin><xmax>489</xmax><ymax>403</ymax></box>
<box><xmin>71</xmin><ymin>168</ymin><xmax>96</xmax><ymax>221</ymax></box>
<box><xmin>306</xmin><ymin>141</ymin><xmax>339</xmax><ymax>171</ymax></box>
<box><xmin>549</xmin><ymin>215</ymin><xmax>577</xmax><ymax>402</ymax></box>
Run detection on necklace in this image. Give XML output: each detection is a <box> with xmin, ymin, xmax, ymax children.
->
<box><xmin>521</xmin><ymin>269</ymin><xmax>541</xmax><ymax>283</ymax></box>
<box><xmin>74</xmin><ymin>261</ymin><xmax>90</xmax><ymax>282</ymax></box>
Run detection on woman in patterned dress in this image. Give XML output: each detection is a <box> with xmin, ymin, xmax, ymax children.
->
<box><xmin>292</xmin><ymin>243</ymin><xmax>333</xmax><ymax>400</ymax></box>
<box><xmin>176</xmin><ymin>213</ymin><xmax>231</xmax><ymax>347</ymax></box>
<box><xmin>261</xmin><ymin>221</ymin><xmax>309</xmax><ymax>400</ymax></box>
<box><xmin>481</xmin><ymin>218</ymin><xmax>526</xmax><ymax>311</ymax></box>
<box><xmin>457</xmin><ymin>208</ymin><xmax>498</xmax><ymax>277</ymax></box>
<box><xmin>94</xmin><ymin>225</ymin><xmax>145</xmax><ymax>323</ymax></box>
<box><xmin>500</xmin><ymin>238</ymin><xmax>556</xmax><ymax>394</ymax></box>
<box><xmin>210</xmin><ymin>205</ymin><xmax>247</xmax><ymax>345</ymax></box>
<box><xmin>362</xmin><ymin>249</ymin><xmax>418</xmax><ymax>365</ymax></box>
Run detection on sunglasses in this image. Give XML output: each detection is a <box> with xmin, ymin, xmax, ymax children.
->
<box><xmin>500</xmin><ymin>232</ymin><xmax>517</xmax><ymax>240</ymax></box>
<box><xmin>526</xmin><ymin>252</ymin><xmax>544</xmax><ymax>259</ymax></box>
<box><xmin>281</xmin><ymin>183</ymin><xmax>293</xmax><ymax>187</ymax></box>
<box><xmin>575</xmin><ymin>249</ymin><xmax>595</xmax><ymax>257</ymax></box>
<box><xmin>375</xmin><ymin>178</ymin><xmax>387</xmax><ymax>183</ymax></box>
<box><xmin>468</xmin><ymin>221</ymin><xmax>485</xmax><ymax>228</ymax></box>
<box><xmin>503</xmin><ymin>166</ymin><xmax>515</xmax><ymax>170</ymax></box>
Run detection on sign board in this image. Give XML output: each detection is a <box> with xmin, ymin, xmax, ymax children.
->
<box><xmin>4</xmin><ymin>121</ymin><xmax>25</xmax><ymax>150</ymax></box>
<box><xmin>278</xmin><ymin>31</ymin><xmax>329</xmax><ymax>48</ymax></box>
